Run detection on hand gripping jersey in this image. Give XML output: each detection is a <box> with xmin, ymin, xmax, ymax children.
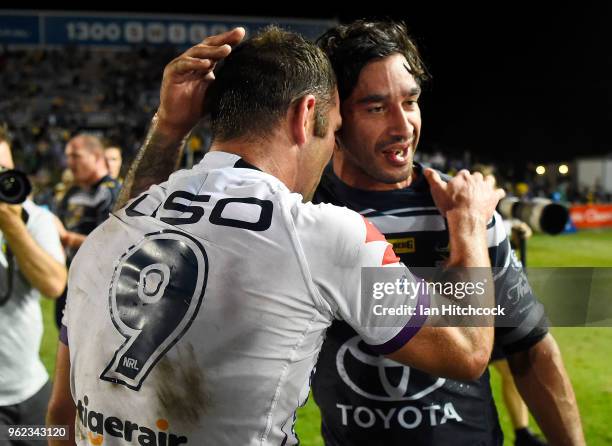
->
<box><xmin>63</xmin><ymin>151</ymin><xmax>424</xmax><ymax>446</ymax></box>
<box><xmin>311</xmin><ymin>164</ymin><xmax>548</xmax><ymax>446</ymax></box>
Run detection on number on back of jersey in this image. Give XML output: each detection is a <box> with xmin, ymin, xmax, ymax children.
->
<box><xmin>100</xmin><ymin>230</ymin><xmax>208</xmax><ymax>390</ymax></box>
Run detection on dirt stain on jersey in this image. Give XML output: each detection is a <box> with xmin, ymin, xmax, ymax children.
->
<box><xmin>155</xmin><ymin>343</ymin><xmax>209</xmax><ymax>426</ymax></box>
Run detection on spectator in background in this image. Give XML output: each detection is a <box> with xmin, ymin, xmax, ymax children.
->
<box><xmin>104</xmin><ymin>145</ymin><xmax>123</xmax><ymax>181</ymax></box>
<box><xmin>0</xmin><ymin>124</ymin><xmax>67</xmax><ymax>443</ymax></box>
<box><xmin>53</xmin><ymin>134</ymin><xmax>120</xmax><ymax>328</ymax></box>
<box><xmin>52</xmin><ymin>168</ymin><xmax>74</xmax><ymax>211</ymax></box>
<box><xmin>30</xmin><ymin>168</ymin><xmax>55</xmax><ymax>210</ymax></box>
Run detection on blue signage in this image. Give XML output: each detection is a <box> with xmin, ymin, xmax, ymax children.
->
<box><xmin>0</xmin><ymin>11</ymin><xmax>335</xmax><ymax>48</ymax></box>
<box><xmin>0</xmin><ymin>14</ymin><xmax>40</xmax><ymax>44</ymax></box>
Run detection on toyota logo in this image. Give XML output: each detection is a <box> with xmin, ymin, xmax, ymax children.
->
<box><xmin>336</xmin><ymin>336</ymin><xmax>445</xmax><ymax>402</ymax></box>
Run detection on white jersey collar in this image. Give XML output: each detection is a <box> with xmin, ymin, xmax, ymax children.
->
<box><xmin>198</xmin><ymin>151</ymin><xmax>242</xmax><ymax>170</ymax></box>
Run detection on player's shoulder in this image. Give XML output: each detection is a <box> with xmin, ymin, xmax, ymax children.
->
<box><xmin>292</xmin><ymin>201</ymin><xmax>363</xmax><ymax>259</ymax></box>
<box><xmin>69</xmin><ymin>213</ymin><xmax>139</xmax><ymax>281</ymax></box>
<box><xmin>294</xmin><ymin>201</ymin><xmax>366</xmax><ymax>241</ymax></box>
<box><xmin>293</xmin><ymin>200</ymin><xmax>397</xmax><ymax>266</ymax></box>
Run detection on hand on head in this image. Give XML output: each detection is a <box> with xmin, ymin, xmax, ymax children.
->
<box><xmin>156</xmin><ymin>28</ymin><xmax>246</xmax><ymax>136</ymax></box>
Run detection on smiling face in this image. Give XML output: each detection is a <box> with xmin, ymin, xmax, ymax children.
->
<box><xmin>334</xmin><ymin>53</ymin><xmax>422</xmax><ymax>190</ymax></box>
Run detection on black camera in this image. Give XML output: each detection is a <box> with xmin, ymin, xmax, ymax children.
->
<box><xmin>0</xmin><ymin>168</ymin><xmax>32</xmax><ymax>204</ymax></box>
<box><xmin>498</xmin><ymin>197</ymin><xmax>569</xmax><ymax>235</ymax></box>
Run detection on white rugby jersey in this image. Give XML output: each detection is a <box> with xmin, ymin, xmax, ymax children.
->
<box><xmin>64</xmin><ymin>151</ymin><xmax>423</xmax><ymax>445</ymax></box>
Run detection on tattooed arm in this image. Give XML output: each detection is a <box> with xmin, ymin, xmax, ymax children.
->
<box><xmin>114</xmin><ymin>116</ymin><xmax>186</xmax><ymax>210</ymax></box>
<box><xmin>114</xmin><ymin>27</ymin><xmax>246</xmax><ymax>210</ymax></box>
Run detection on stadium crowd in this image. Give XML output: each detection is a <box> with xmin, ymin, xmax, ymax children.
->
<box><xmin>1</xmin><ymin>46</ymin><xmax>607</xmax><ymax>213</ymax></box>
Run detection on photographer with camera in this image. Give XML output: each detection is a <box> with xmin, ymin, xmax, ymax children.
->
<box><xmin>0</xmin><ymin>125</ymin><xmax>67</xmax><ymax>441</ymax></box>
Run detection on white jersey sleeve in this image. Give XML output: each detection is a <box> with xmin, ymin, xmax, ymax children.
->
<box><xmin>294</xmin><ymin>202</ymin><xmax>427</xmax><ymax>353</ymax></box>
<box><xmin>62</xmin><ymin>152</ymin><xmax>426</xmax><ymax>445</ymax></box>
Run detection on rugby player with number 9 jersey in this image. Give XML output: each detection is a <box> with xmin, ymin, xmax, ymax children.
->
<box><xmin>48</xmin><ymin>26</ymin><xmax>504</xmax><ymax>445</ymax></box>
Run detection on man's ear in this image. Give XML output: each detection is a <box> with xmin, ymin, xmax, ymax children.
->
<box><xmin>290</xmin><ymin>95</ymin><xmax>316</xmax><ymax>146</ymax></box>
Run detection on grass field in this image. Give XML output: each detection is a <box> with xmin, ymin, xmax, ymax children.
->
<box><xmin>39</xmin><ymin>229</ymin><xmax>612</xmax><ymax>444</ymax></box>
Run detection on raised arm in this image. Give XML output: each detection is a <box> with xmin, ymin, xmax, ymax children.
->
<box><xmin>388</xmin><ymin>170</ymin><xmax>505</xmax><ymax>380</ymax></box>
<box><xmin>115</xmin><ymin>27</ymin><xmax>245</xmax><ymax>210</ymax></box>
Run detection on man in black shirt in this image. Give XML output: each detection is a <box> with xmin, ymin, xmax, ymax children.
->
<box><xmin>311</xmin><ymin>20</ymin><xmax>584</xmax><ymax>446</ymax></box>
<box><xmin>54</xmin><ymin>134</ymin><xmax>120</xmax><ymax>327</ymax></box>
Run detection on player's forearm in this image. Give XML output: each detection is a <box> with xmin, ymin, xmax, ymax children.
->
<box><xmin>388</xmin><ymin>325</ymin><xmax>491</xmax><ymax>380</ymax></box>
<box><xmin>47</xmin><ymin>342</ymin><xmax>76</xmax><ymax>446</ymax></box>
<box><xmin>114</xmin><ymin>114</ymin><xmax>186</xmax><ymax>210</ymax></box>
<box><xmin>47</xmin><ymin>407</ymin><xmax>76</xmax><ymax>446</ymax></box>
<box><xmin>2</xmin><ymin>221</ymin><xmax>67</xmax><ymax>298</ymax></box>
<box><xmin>445</xmin><ymin>210</ymin><xmax>490</xmax><ymax>268</ymax></box>
<box><xmin>442</xmin><ymin>210</ymin><xmax>495</xmax><ymax>369</ymax></box>
<box><xmin>509</xmin><ymin>334</ymin><xmax>585</xmax><ymax>446</ymax></box>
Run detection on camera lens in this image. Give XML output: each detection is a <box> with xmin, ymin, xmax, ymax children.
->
<box><xmin>0</xmin><ymin>170</ymin><xmax>31</xmax><ymax>204</ymax></box>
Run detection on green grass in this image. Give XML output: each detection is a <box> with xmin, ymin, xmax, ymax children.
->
<box><xmin>40</xmin><ymin>298</ymin><xmax>59</xmax><ymax>378</ymax></box>
<box><xmin>526</xmin><ymin>229</ymin><xmax>612</xmax><ymax>267</ymax></box>
<box><xmin>39</xmin><ymin>230</ymin><xmax>612</xmax><ymax>444</ymax></box>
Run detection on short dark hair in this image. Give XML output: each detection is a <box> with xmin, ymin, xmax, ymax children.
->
<box><xmin>317</xmin><ymin>20</ymin><xmax>430</xmax><ymax>101</ymax></box>
<box><xmin>205</xmin><ymin>26</ymin><xmax>337</xmax><ymax>142</ymax></box>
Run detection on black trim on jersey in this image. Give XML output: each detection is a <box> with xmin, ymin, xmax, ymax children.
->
<box><xmin>502</xmin><ymin>329</ymin><xmax>548</xmax><ymax>355</ymax></box>
<box><xmin>367</xmin><ymin>291</ymin><xmax>430</xmax><ymax>355</ymax></box>
<box><xmin>489</xmin><ymin>232</ymin><xmax>509</xmax><ymax>267</ymax></box>
<box><xmin>487</xmin><ymin>214</ymin><xmax>496</xmax><ymax>230</ymax></box>
<box><xmin>233</xmin><ymin>158</ymin><xmax>262</xmax><ymax>171</ymax></box>
<box><xmin>314</xmin><ymin>163</ymin><xmax>436</xmax><ymax>211</ymax></box>
<box><xmin>360</xmin><ymin>209</ymin><xmax>441</xmax><ymax>219</ymax></box>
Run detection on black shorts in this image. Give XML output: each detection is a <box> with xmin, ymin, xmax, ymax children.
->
<box><xmin>0</xmin><ymin>381</ymin><xmax>52</xmax><ymax>446</ymax></box>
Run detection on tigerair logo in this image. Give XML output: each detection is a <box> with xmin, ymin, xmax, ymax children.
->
<box><xmin>388</xmin><ymin>237</ymin><xmax>415</xmax><ymax>254</ymax></box>
<box><xmin>77</xmin><ymin>395</ymin><xmax>188</xmax><ymax>445</ymax></box>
